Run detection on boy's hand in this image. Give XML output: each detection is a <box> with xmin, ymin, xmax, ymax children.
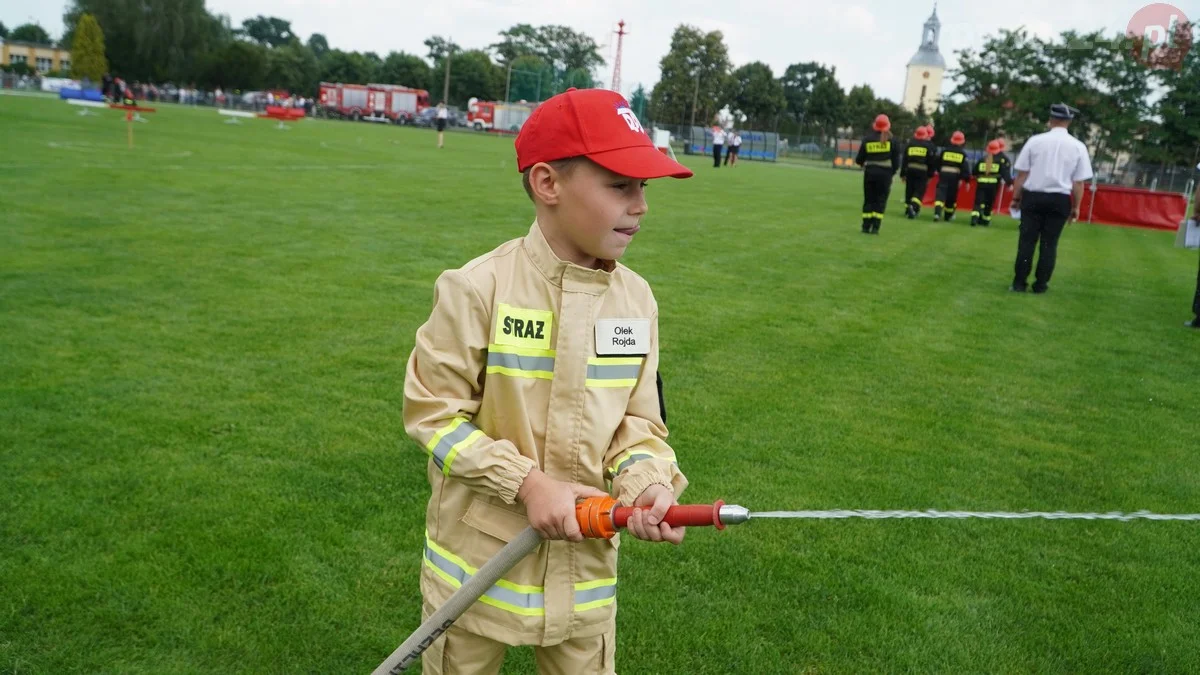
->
<box><xmin>517</xmin><ymin>469</ymin><xmax>607</xmax><ymax>542</ymax></box>
<box><xmin>626</xmin><ymin>484</ymin><xmax>686</xmax><ymax>545</ymax></box>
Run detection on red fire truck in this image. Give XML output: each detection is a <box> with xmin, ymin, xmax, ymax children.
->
<box><xmin>319</xmin><ymin>82</ymin><xmax>430</xmax><ymax>124</ymax></box>
<box><xmin>465</xmin><ymin>98</ymin><xmax>537</xmax><ymax>132</ymax></box>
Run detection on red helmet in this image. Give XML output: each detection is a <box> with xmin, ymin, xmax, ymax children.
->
<box><xmin>986</xmin><ymin>139</ymin><xmax>1004</xmax><ymax>154</ymax></box>
<box><xmin>873</xmin><ymin>114</ymin><xmax>891</xmax><ymax>132</ymax></box>
<box><xmin>914</xmin><ymin>126</ymin><xmax>928</xmax><ymax>140</ymax></box>
<box><xmin>951</xmin><ymin>131</ymin><xmax>966</xmax><ymax>145</ymax></box>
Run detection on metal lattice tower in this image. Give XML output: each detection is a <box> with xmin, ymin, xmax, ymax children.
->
<box><xmin>611</xmin><ymin>20</ymin><xmax>626</xmax><ymax>93</ymax></box>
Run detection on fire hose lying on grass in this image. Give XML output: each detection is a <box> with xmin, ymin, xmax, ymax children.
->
<box><xmin>372</xmin><ymin>496</ymin><xmax>1200</xmax><ymax>674</ymax></box>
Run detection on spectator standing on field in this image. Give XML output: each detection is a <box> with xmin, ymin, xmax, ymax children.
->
<box><xmin>725</xmin><ymin>131</ymin><xmax>742</xmax><ymax>166</ymax></box>
<box><xmin>1008</xmin><ymin>103</ymin><xmax>1094</xmax><ymax>294</ymax></box>
<box><xmin>436</xmin><ymin>101</ymin><xmax>449</xmax><ymax>148</ymax></box>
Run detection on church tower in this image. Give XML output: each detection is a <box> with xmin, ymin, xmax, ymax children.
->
<box><xmin>902</xmin><ymin>6</ymin><xmax>945</xmax><ymax>115</ymax></box>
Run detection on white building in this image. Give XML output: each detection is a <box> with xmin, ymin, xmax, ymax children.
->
<box><xmin>902</xmin><ymin>7</ymin><xmax>945</xmax><ymax>115</ymax></box>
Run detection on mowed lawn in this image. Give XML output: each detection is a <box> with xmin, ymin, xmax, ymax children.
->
<box><xmin>2</xmin><ymin>93</ymin><xmax>1200</xmax><ymax>674</ymax></box>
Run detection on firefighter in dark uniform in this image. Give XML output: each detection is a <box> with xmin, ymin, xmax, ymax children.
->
<box><xmin>934</xmin><ymin>130</ymin><xmax>971</xmax><ymax>222</ymax></box>
<box><xmin>902</xmin><ymin>125</ymin><xmax>937</xmax><ymax>219</ymax></box>
<box><xmin>855</xmin><ymin>114</ymin><xmax>901</xmax><ymax>234</ymax></box>
<box><xmin>971</xmin><ymin>139</ymin><xmax>1013</xmax><ymax>226</ymax></box>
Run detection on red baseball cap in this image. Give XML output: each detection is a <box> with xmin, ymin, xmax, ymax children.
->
<box><xmin>515</xmin><ymin>88</ymin><xmax>693</xmax><ymax>179</ymax></box>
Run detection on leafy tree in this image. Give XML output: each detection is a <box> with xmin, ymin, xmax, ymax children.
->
<box><xmin>306</xmin><ymin>33</ymin><xmax>329</xmax><ymax>60</ymax></box>
<box><xmin>199</xmin><ymin>40</ymin><xmax>267</xmax><ymax>90</ymax></box>
<box><xmin>63</xmin><ymin>0</ymin><xmax>223</xmax><ymax>82</ymax></box>
<box><xmin>649</xmin><ymin>24</ymin><xmax>732</xmax><ymax>126</ymax></box>
<box><xmin>9</xmin><ymin>23</ymin><xmax>51</xmax><ymax>43</ymax></box>
<box><xmin>629</xmin><ymin>83</ymin><xmax>649</xmax><ymax>126</ymax></box>
<box><xmin>238</xmin><ymin>15</ymin><xmax>296</xmax><ymax>48</ymax></box>
<box><xmin>779</xmin><ymin>61</ymin><xmax>834</xmax><ymax>130</ymax></box>
<box><xmin>423</xmin><ymin>36</ymin><xmax>459</xmax><ymax>62</ymax></box>
<box><xmin>70</xmin><ymin>13</ymin><xmax>108</xmax><ymax>82</ymax></box>
<box><xmin>445</xmin><ymin>49</ymin><xmax>503</xmax><ymax>107</ymax></box>
<box><xmin>729</xmin><ymin>61</ymin><xmax>785</xmax><ymax>128</ymax></box>
<box><xmin>319</xmin><ymin>50</ymin><xmax>378</xmax><ymax>84</ymax></box>
<box><xmin>379</xmin><ymin>51</ymin><xmax>431</xmax><ymax>89</ymax></box>
<box><xmin>805</xmin><ymin>68</ymin><xmax>846</xmax><ymax>139</ymax></box>
<box><xmin>265</xmin><ymin>42</ymin><xmax>319</xmax><ymax>93</ymax></box>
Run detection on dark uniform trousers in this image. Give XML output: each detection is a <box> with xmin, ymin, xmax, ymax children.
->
<box><xmin>862</xmin><ymin>166</ymin><xmax>893</xmax><ymax>232</ymax></box>
<box><xmin>1193</xmin><ymin>248</ymin><xmax>1200</xmax><ymax>317</ymax></box>
<box><xmin>712</xmin><ymin>144</ymin><xmax>723</xmax><ymax>168</ymax></box>
<box><xmin>1013</xmin><ymin>191</ymin><xmax>1073</xmax><ymax>291</ymax></box>
<box><xmin>936</xmin><ymin>173</ymin><xmax>962</xmax><ymax>216</ymax></box>
<box><xmin>973</xmin><ymin>181</ymin><xmax>1000</xmax><ymax>224</ymax></box>
<box><xmin>904</xmin><ymin>169</ymin><xmax>929</xmax><ymax>216</ymax></box>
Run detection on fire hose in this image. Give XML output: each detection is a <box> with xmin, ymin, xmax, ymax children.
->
<box><xmin>371</xmin><ymin>496</ymin><xmax>746</xmax><ymax>674</ymax></box>
<box><xmin>372</xmin><ymin>497</ymin><xmax>1200</xmax><ymax>673</ymax></box>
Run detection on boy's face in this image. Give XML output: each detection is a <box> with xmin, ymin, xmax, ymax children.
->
<box><xmin>552</xmin><ymin>160</ymin><xmax>649</xmax><ymax>265</ymax></box>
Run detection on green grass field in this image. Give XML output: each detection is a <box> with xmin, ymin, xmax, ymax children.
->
<box><xmin>3</xmin><ymin>93</ymin><xmax>1200</xmax><ymax>674</ymax></box>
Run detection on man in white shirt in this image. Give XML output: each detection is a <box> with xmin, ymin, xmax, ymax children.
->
<box><xmin>1008</xmin><ymin>103</ymin><xmax>1094</xmax><ymax>293</ymax></box>
<box><xmin>712</xmin><ymin>126</ymin><xmax>726</xmax><ymax>168</ymax></box>
<box><xmin>725</xmin><ymin>131</ymin><xmax>742</xmax><ymax>166</ymax></box>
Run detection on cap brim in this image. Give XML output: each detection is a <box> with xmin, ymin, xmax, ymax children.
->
<box><xmin>584</xmin><ymin>144</ymin><xmax>694</xmax><ymax>179</ymax></box>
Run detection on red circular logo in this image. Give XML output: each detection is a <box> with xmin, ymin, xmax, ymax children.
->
<box><xmin>1127</xmin><ymin>4</ymin><xmax>1192</xmax><ymax>69</ymax></box>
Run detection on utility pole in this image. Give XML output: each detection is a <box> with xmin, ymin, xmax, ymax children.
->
<box><xmin>442</xmin><ymin>38</ymin><xmax>453</xmax><ymax>104</ymax></box>
<box><xmin>689</xmin><ymin>71</ymin><xmax>700</xmax><ymax>127</ymax></box>
<box><xmin>504</xmin><ymin>61</ymin><xmax>513</xmax><ymax>103</ymax></box>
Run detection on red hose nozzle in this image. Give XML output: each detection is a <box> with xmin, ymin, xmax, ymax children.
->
<box><xmin>576</xmin><ymin>496</ymin><xmax>745</xmax><ymax>539</ymax></box>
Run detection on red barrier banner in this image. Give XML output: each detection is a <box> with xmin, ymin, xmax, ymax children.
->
<box><xmin>921</xmin><ymin>177</ymin><xmax>1187</xmax><ymax>231</ymax></box>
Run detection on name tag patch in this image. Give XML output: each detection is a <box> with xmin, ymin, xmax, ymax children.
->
<box><xmin>942</xmin><ymin>151</ymin><xmax>964</xmax><ymax>164</ymax></box>
<box><xmin>595</xmin><ymin>318</ymin><xmax>650</xmax><ymax>356</ymax></box>
<box><xmin>866</xmin><ymin>141</ymin><xmax>891</xmax><ymax>154</ymax></box>
<box><xmin>495</xmin><ymin>303</ymin><xmax>554</xmax><ymax>350</ymax></box>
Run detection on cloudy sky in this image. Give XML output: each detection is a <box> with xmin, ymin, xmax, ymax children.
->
<box><xmin>4</xmin><ymin>0</ymin><xmax>1171</xmax><ymax>99</ymax></box>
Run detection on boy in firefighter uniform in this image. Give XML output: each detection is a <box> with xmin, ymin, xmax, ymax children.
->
<box><xmin>854</xmin><ymin>114</ymin><xmax>901</xmax><ymax>234</ymax></box>
<box><xmin>404</xmin><ymin>88</ymin><xmax>692</xmax><ymax>675</ymax></box>
<box><xmin>902</xmin><ymin>125</ymin><xmax>937</xmax><ymax>219</ymax></box>
<box><xmin>934</xmin><ymin>130</ymin><xmax>971</xmax><ymax>222</ymax></box>
<box><xmin>971</xmin><ymin>140</ymin><xmax>1013</xmax><ymax>227</ymax></box>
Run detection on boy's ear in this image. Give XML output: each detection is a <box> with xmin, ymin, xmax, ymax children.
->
<box><xmin>529</xmin><ymin>163</ymin><xmax>562</xmax><ymax>206</ymax></box>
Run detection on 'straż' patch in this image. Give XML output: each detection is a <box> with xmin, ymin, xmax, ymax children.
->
<box><xmin>495</xmin><ymin>304</ymin><xmax>554</xmax><ymax>351</ymax></box>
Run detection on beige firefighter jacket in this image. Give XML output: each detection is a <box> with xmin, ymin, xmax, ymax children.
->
<box><xmin>404</xmin><ymin>221</ymin><xmax>687</xmax><ymax>646</ymax></box>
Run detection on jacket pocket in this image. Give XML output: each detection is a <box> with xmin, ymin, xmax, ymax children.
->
<box><xmin>461</xmin><ymin>497</ymin><xmax>530</xmax><ymax>543</ymax></box>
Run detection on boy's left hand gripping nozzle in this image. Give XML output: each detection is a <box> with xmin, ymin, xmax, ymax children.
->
<box><xmin>574</xmin><ymin>496</ymin><xmax>748</xmax><ymax>538</ymax></box>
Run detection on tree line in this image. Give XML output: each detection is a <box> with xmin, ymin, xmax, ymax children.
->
<box><xmin>935</xmin><ymin>24</ymin><xmax>1199</xmax><ymax>169</ymax></box>
<box><xmin>650</xmin><ymin>23</ymin><xmax>1200</xmax><ymax>169</ymax></box>
<box><xmin>15</xmin><ymin>0</ymin><xmax>606</xmax><ymax>108</ymax></box>
<box><xmin>10</xmin><ymin>6</ymin><xmax>1199</xmax><ymax>166</ymax></box>
<box><xmin>649</xmin><ymin>25</ymin><xmax>922</xmax><ymax>141</ymax></box>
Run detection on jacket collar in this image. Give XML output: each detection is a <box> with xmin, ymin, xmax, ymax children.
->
<box><xmin>523</xmin><ymin>221</ymin><xmax>614</xmax><ymax>294</ymax></box>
